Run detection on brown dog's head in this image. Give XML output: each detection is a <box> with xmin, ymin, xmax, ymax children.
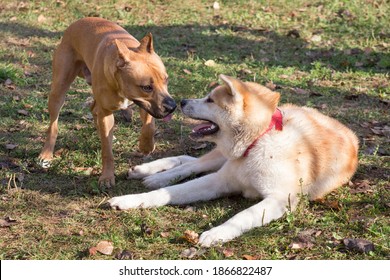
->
<box><xmin>181</xmin><ymin>74</ymin><xmax>280</xmax><ymax>158</ymax></box>
<box><xmin>110</xmin><ymin>34</ymin><xmax>176</xmax><ymax>119</ymax></box>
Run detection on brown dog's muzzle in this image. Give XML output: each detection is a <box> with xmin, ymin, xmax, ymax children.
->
<box><xmin>162</xmin><ymin>96</ymin><xmax>177</xmax><ymax>115</ymax></box>
<box><xmin>134</xmin><ymin>96</ymin><xmax>176</xmax><ymax>119</ymax></box>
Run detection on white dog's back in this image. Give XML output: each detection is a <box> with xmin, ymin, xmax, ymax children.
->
<box><xmin>244</xmin><ymin>104</ymin><xmax>359</xmax><ymax>202</ymax></box>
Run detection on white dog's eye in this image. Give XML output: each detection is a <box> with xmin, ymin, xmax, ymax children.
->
<box><xmin>206</xmin><ymin>96</ymin><xmax>214</xmax><ymax>103</ymax></box>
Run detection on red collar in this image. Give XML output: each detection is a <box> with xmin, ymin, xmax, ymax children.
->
<box><xmin>242</xmin><ymin>108</ymin><xmax>283</xmax><ymax>157</ymax></box>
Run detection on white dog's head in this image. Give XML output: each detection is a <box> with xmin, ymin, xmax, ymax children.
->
<box><xmin>181</xmin><ymin>74</ymin><xmax>280</xmax><ymax>158</ymax></box>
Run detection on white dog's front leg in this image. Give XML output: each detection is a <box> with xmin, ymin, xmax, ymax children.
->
<box><xmin>198</xmin><ymin>196</ymin><xmax>289</xmax><ymax>247</ymax></box>
<box><xmin>127</xmin><ymin>155</ymin><xmax>196</xmax><ymax>179</ymax></box>
<box><xmin>143</xmin><ymin>149</ymin><xmax>226</xmax><ymax>189</ymax></box>
<box><xmin>108</xmin><ymin>172</ymin><xmax>232</xmax><ymax>210</ymax></box>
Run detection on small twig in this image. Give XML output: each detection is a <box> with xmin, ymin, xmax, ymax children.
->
<box><xmin>13</xmin><ymin>173</ymin><xmax>18</xmax><ymax>189</ymax></box>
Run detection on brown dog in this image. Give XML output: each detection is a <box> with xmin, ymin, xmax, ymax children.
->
<box><xmin>38</xmin><ymin>17</ymin><xmax>176</xmax><ymax>187</ymax></box>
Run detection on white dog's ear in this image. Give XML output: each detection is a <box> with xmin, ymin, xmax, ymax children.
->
<box><xmin>114</xmin><ymin>39</ymin><xmax>131</xmax><ymax>68</ymax></box>
<box><xmin>219</xmin><ymin>74</ymin><xmax>244</xmax><ymax>100</ymax></box>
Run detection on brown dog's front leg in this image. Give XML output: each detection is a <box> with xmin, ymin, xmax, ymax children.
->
<box><xmin>139</xmin><ymin>108</ymin><xmax>155</xmax><ymax>155</ymax></box>
<box><xmin>97</xmin><ymin>107</ymin><xmax>116</xmax><ymax>187</ymax></box>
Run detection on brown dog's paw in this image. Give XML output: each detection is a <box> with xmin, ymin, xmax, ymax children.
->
<box><xmin>36</xmin><ymin>157</ymin><xmax>53</xmax><ymax>169</ymax></box>
<box><xmin>98</xmin><ymin>175</ymin><xmax>115</xmax><ymax>188</ymax></box>
<box><xmin>138</xmin><ymin>141</ymin><xmax>155</xmax><ymax>155</ymax></box>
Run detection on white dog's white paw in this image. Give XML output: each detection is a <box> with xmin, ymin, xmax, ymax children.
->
<box><xmin>142</xmin><ymin>173</ymin><xmax>176</xmax><ymax>189</ymax></box>
<box><xmin>127</xmin><ymin>164</ymin><xmax>153</xmax><ymax>179</ymax></box>
<box><xmin>107</xmin><ymin>195</ymin><xmax>144</xmax><ymax>210</ymax></box>
<box><xmin>198</xmin><ymin>227</ymin><xmax>235</xmax><ymax>247</ymax></box>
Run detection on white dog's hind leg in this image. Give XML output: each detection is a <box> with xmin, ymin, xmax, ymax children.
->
<box><xmin>198</xmin><ymin>195</ymin><xmax>291</xmax><ymax>247</ymax></box>
<box><xmin>127</xmin><ymin>155</ymin><xmax>196</xmax><ymax>179</ymax></box>
<box><xmin>143</xmin><ymin>149</ymin><xmax>226</xmax><ymax>189</ymax></box>
<box><xmin>108</xmin><ymin>172</ymin><xmax>232</xmax><ymax>210</ymax></box>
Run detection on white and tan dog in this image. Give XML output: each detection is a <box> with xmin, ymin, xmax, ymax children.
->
<box><xmin>108</xmin><ymin>75</ymin><xmax>359</xmax><ymax>247</ymax></box>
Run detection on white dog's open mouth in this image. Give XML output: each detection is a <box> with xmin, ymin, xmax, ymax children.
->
<box><xmin>190</xmin><ymin>120</ymin><xmax>219</xmax><ymax>138</ymax></box>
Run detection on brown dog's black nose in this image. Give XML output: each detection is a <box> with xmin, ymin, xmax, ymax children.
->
<box><xmin>163</xmin><ymin>97</ymin><xmax>177</xmax><ymax>113</ymax></box>
<box><xmin>180</xmin><ymin>99</ymin><xmax>188</xmax><ymax>108</ymax></box>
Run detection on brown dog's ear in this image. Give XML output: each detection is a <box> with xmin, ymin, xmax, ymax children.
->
<box><xmin>138</xmin><ymin>33</ymin><xmax>154</xmax><ymax>53</ymax></box>
<box><xmin>114</xmin><ymin>39</ymin><xmax>131</xmax><ymax>67</ymax></box>
<box><xmin>219</xmin><ymin>74</ymin><xmax>245</xmax><ymax>100</ymax></box>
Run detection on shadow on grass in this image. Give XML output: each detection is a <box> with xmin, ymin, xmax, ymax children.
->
<box><xmin>1</xmin><ymin>21</ymin><xmax>389</xmax><ymax>73</ymax></box>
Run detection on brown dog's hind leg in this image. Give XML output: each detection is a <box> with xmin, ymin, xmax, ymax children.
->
<box><xmin>138</xmin><ymin>108</ymin><xmax>155</xmax><ymax>155</ymax></box>
<box><xmin>38</xmin><ymin>46</ymin><xmax>80</xmax><ymax>167</ymax></box>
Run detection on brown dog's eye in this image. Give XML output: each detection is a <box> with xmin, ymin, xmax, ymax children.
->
<box><xmin>140</xmin><ymin>85</ymin><xmax>153</xmax><ymax>93</ymax></box>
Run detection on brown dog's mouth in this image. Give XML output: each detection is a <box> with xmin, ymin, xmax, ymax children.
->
<box><xmin>133</xmin><ymin>100</ymin><xmax>175</xmax><ymax>119</ymax></box>
<box><xmin>190</xmin><ymin>119</ymin><xmax>219</xmax><ymax>138</ymax></box>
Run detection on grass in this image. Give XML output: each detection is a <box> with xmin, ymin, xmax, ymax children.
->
<box><xmin>0</xmin><ymin>0</ymin><xmax>389</xmax><ymax>260</ymax></box>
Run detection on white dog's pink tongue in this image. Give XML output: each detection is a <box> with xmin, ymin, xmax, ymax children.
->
<box><xmin>193</xmin><ymin>123</ymin><xmax>212</xmax><ymax>132</ymax></box>
<box><xmin>163</xmin><ymin>113</ymin><xmax>173</xmax><ymax>122</ymax></box>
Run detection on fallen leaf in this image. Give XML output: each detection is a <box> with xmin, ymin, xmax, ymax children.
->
<box><xmin>5</xmin><ymin>144</ymin><xmax>18</xmax><ymax>150</ymax></box>
<box><xmin>182</xmin><ymin>229</ymin><xmax>199</xmax><ymax>244</ymax></box>
<box><xmin>184</xmin><ymin>206</ymin><xmax>196</xmax><ymax>212</ymax></box>
<box><xmin>350</xmin><ymin>180</ymin><xmax>372</xmax><ymax>194</ymax></box>
<box><xmin>208</xmin><ymin>81</ymin><xmax>218</xmax><ymax>88</ymax></box>
<box><xmin>239</xmin><ymin>68</ymin><xmax>252</xmax><ymax>75</ymax></box>
<box><xmin>287</xmin><ymin>29</ymin><xmax>300</xmax><ymax>38</ymax></box>
<box><xmin>310</xmin><ymin>35</ymin><xmax>322</xmax><ymax>42</ymax></box>
<box><xmin>204</xmin><ymin>60</ymin><xmax>217</xmax><ymax>67</ymax></box>
<box><xmin>37</xmin><ymin>14</ymin><xmax>47</xmax><ymax>23</ymax></box>
<box><xmin>222</xmin><ymin>248</ymin><xmax>234</xmax><ymax>257</ymax></box>
<box><xmin>160</xmin><ymin>231</ymin><xmax>170</xmax><ymax>238</ymax></box>
<box><xmin>75</xmin><ymin>124</ymin><xmax>84</xmax><ymax>130</ymax></box>
<box><xmin>180</xmin><ymin>247</ymin><xmax>197</xmax><ymax>259</ymax></box>
<box><xmin>183</xmin><ymin>69</ymin><xmax>192</xmax><ymax>75</ymax></box>
<box><xmin>17</xmin><ymin>109</ymin><xmax>28</xmax><ymax>116</ymax></box>
<box><xmin>0</xmin><ymin>217</ymin><xmax>17</xmax><ymax>227</ymax></box>
<box><xmin>192</xmin><ymin>143</ymin><xmax>207</xmax><ymax>150</ymax></box>
<box><xmin>4</xmin><ymin>78</ymin><xmax>13</xmax><ymax>86</ymax></box>
<box><xmin>242</xmin><ymin>254</ymin><xmax>257</xmax><ymax>260</ymax></box>
<box><xmin>325</xmin><ymin>200</ymin><xmax>341</xmax><ymax>210</ymax></box>
<box><xmin>96</xmin><ymin>240</ymin><xmax>114</xmax><ymax>255</ymax></box>
<box><xmin>370</xmin><ymin>128</ymin><xmax>383</xmax><ymax>136</ymax></box>
<box><xmin>213</xmin><ymin>1</ymin><xmax>220</xmax><ymax>10</ymax></box>
<box><xmin>290</xmin><ymin>242</ymin><xmax>305</xmax><ymax>249</ymax></box>
<box><xmin>5</xmin><ymin>82</ymin><xmax>16</xmax><ymax>90</ymax></box>
<box><xmin>343</xmin><ymin>238</ymin><xmax>374</xmax><ymax>254</ymax></box>
<box><xmin>123</xmin><ymin>6</ymin><xmax>132</xmax><ymax>12</ymax></box>
<box><xmin>355</xmin><ymin>62</ymin><xmax>364</xmax><ymax>67</ymax></box>
<box><xmin>141</xmin><ymin>223</ymin><xmax>153</xmax><ymax>236</ymax></box>
<box><xmin>260</xmin><ymin>57</ymin><xmax>270</xmax><ymax>62</ymax></box>
<box><xmin>265</xmin><ymin>81</ymin><xmax>277</xmax><ymax>90</ymax></box>
<box><xmin>115</xmin><ymin>249</ymin><xmax>133</xmax><ymax>260</ymax></box>
<box><xmin>293</xmin><ymin>88</ymin><xmax>308</xmax><ymax>95</ymax></box>
<box><xmin>73</xmin><ymin>167</ymin><xmax>93</xmax><ymax>175</ymax></box>
<box><xmin>289</xmin><ymin>229</ymin><xmax>317</xmax><ymax>250</ymax></box>
<box><xmin>17</xmin><ymin>2</ymin><xmax>29</xmax><ymax>12</ymax></box>
<box><xmin>89</xmin><ymin>246</ymin><xmax>98</xmax><ymax>256</ymax></box>
<box><xmin>54</xmin><ymin>148</ymin><xmax>66</xmax><ymax>157</ymax></box>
